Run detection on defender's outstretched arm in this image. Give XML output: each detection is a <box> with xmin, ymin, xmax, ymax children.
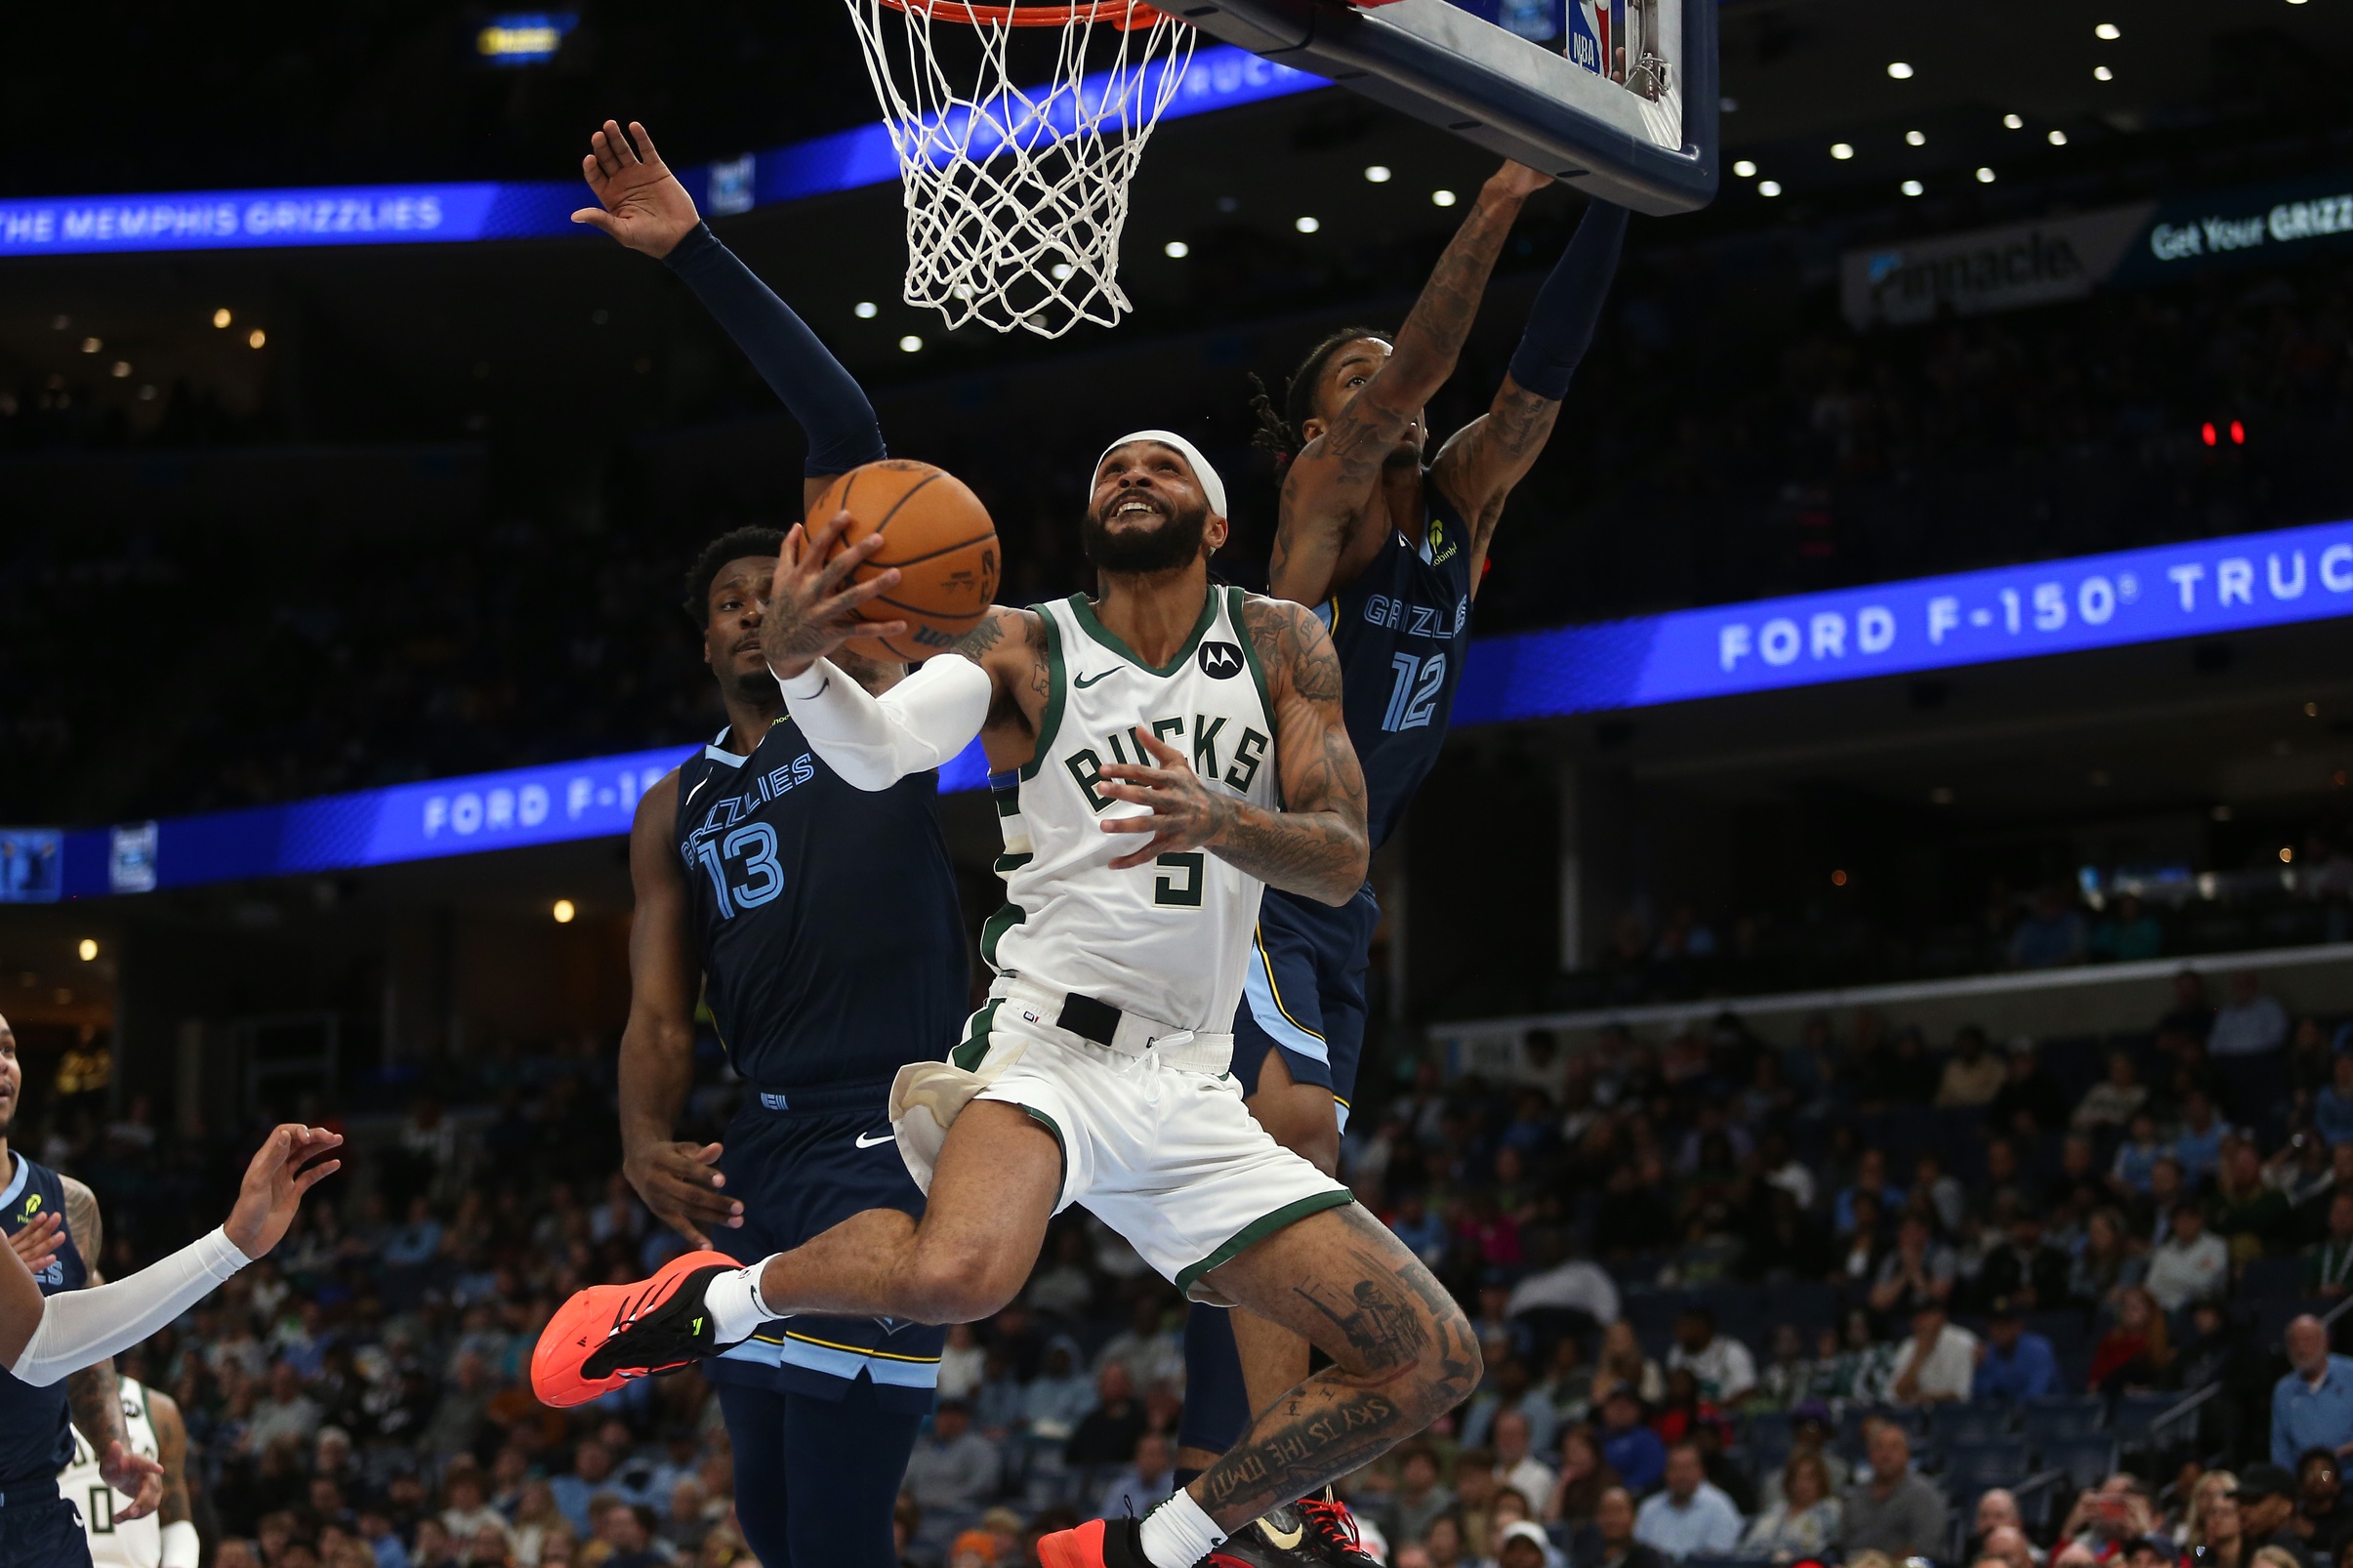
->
<box><xmin>1268</xmin><ymin>162</ymin><xmax>1552</xmax><ymax>605</ymax></box>
<box><xmin>574</xmin><ymin>119</ymin><xmax>886</xmax><ymax>514</ymax></box>
<box><xmin>1430</xmin><ymin>197</ymin><xmax>1630</xmax><ymax>590</ymax></box>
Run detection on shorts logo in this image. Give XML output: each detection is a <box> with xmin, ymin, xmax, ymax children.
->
<box><xmin>1197</xmin><ymin>640</ymin><xmax>1243</xmax><ymax>680</ymax></box>
<box><xmin>853</xmin><ymin>1132</ymin><xmax>895</xmax><ymax>1149</ymax></box>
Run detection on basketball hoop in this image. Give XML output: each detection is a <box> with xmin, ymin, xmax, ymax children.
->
<box><xmin>843</xmin><ymin>0</ymin><xmax>1196</xmax><ymax>339</ymax></box>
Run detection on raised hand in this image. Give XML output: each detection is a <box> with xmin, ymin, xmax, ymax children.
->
<box><xmin>6</xmin><ymin>1212</ymin><xmax>63</xmax><ymax>1277</ymax></box>
<box><xmin>1487</xmin><ymin>160</ymin><xmax>1555</xmax><ymax>199</ymax></box>
<box><xmin>624</xmin><ymin>1138</ymin><xmax>743</xmax><ymax>1249</ymax></box>
<box><xmin>572</xmin><ymin>119</ymin><xmax>701</xmax><ymax>259</ymax></box>
<box><xmin>100</xmin><ymin>1440</ymin><xmax>163</xmax><ymax>1520</ymax></box>
<box><xmin>1095</xmin><ymin>730</ymin><xmax>1235</xmax><ymax>870</ymax></box>
<box><xmin>222</xmin><ymin>1125</ymin><xmax>343</xmax><ymax>1260</ymax></box>
<box><xmin>761</xmin><ymin>513</ymin><xmax>907</xmax><ymax>680</ymax></box>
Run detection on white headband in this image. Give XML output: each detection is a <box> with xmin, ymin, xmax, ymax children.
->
<box><xmin>1097</xmin><ymin>430</ymin><xmax>1226</xmax><ymax>518</ymax></box>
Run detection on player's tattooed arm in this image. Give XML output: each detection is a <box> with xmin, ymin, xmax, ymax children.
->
<box><xmin>953</xmin><ymin>606</ymin><xmax>1053</xmax><ymax>774</ymax></box>
<box><xmin>149</xmin><ymin>1386</ymin><xmax>192</xmax><ymax>1528</ymax></box>
<box><xmin>1270</xmin><ymin>161</ymin><xmax>1551</xmax><ymax>605</ymax></box>
<box><xmin>62</xmin><ymin>1177</ymin><xmax>161</xmax><ymax>1519</ymax></box>
<box><xmin>1094</xmin><ymin>598</ymin><xmax>1368</xmax><ymax>905</ymax></box>
<box><xmin>1428</xmin><ymin>373</ymin><xmax>1563</xmax><ymax>597</ymax></box>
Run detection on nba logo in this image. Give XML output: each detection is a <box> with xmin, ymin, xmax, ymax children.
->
<box><xmin>1566</xmin><ymin>0</ymin><xmax>1619</xmax><ymax>74</ymax></box>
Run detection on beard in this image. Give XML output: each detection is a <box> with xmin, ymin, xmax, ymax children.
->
<box><xmin>1082</xmin><ymin>491</ymin><xmax>1209</xmax><ymax>575</ymax></box>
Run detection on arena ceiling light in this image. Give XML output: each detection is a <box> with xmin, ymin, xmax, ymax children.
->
<box><xmin>1902</xmin><ymin>180</ymin><xmax>1924</xmax><ymax>196</ymax></box>
<box><xmin>77</xmin><ymin>939</ymin><xmax>97</xmax><ymax>962</ymax></box>
<box><xmin>248</xmin><ymin>329</ymin><xmax>267</xmax><ymax>349</ymax></box>
<box><xmin>897</xmin><ymin>335</ymin><xmax>923</xmax><ymax>352</ymax></box>
<box><xmin>1731</xmin><ymin>160</ymin><xmax>1757</xmax><ymax>178</ymax></box>
<box><xmin>1758</xmin><ymin>181</ymin><xmax>1783</xmax><ymax>197</ymax></box>
<box><xmin>1906</xmin><ymin>130</ymin><xmax>1926</xmax><ymax>146</ymax></box>
<box><xmin>1430</xmin><ymin>189</ymin><xmax>1457</xmax><ymax>207</ymax></box>
<box><xmin>1295</xmin><ymin>215</ymin><xmax>1321</xmax><ymax>233</ymax></box>
<box><xmin>1830</xmin><ymin>144</ymin><xmax>1854</xmax><ymax>160</ymax></box>
<box><xmin>2094</xmin><ymin>65</ymin><xmax>2115</xmax><ymax>80</ymax></box>
<box><xmin>1164</xmin><ymin>241</ymin><xmax>1189</xmax><ymax>259</ymax></box>
<box><xmin>2095</xmin><ymin>22</ymin><xmax>2121</xmax><ymax>38</ymax></box>
<box><xmin>853</xmin><ymin>301</ymin><xmax>878</xmax><ymax>319</ymax></box>
<box><xmin>212</xmin><ymin>308</ymin><xmax>232</xmax><ymax>328</ymax></box>
<box><xmin>80</xmin><ymin>337</ymin><xmax>100</xmax><ymax>353</ymax></box>
<box><xmin>551</xmin><ymin>899</ymin><xmax>576</xmax><ymax>924</ymax></box>
<box><xmin>2049</xmin><ymin>130</ymin><xmax>2069</xmax><ymax>145</ymax></box>
<box><xmin>1363</xmin><ymin>165</ymin><xmax>1392</xmax><ymax>184</ymax></box>
<box><xmin>1976</xmin><ymin>167</ymin><xmax>1997</xmax><ymax>184</ymax></box>
<box><xmin>1886</xmin><ymin>61</ymin><xmax>1915</xmax><ymax>79</ymax></box>
<box><xmin>2002</xmin><ymin>113</ymin><xmax>2024</xmax><ymax>129</ymax></box>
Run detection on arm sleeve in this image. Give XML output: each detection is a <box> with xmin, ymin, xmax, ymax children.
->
<box><xmin>778</xmin><ymin>657</ymin><xmax>992</xmax><ymax>791</ymax></box>
<box><xmin>159</xmin><ymin>1521</ymin><xmax>200</xmax><ymax>1568</ymax></box>
<box><xmin>1505</xmin><ymin>200</ymin><xmax>1630</xmax><ymax>401</ymax></box>
<box><xmin>664</xmin><ymin>223</ymin><xmax>886</xmax><ymax>477</ymax></box>
<box><xmin>8</xmin><ymin>1228</ymin><xmax>248</xmax><ymax>1387</ymax></box>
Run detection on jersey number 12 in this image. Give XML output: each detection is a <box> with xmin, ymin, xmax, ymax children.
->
<box><xmin>1383</xmin><ymin>652</ymin><xmax>1447</xmax><ymax>732</ymax></box>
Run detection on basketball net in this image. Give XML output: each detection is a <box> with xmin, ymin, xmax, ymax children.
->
<box><xmin>843</xmin><ymin>0</ymin><xmax>1195</xmax><ymax>339</ymax></box>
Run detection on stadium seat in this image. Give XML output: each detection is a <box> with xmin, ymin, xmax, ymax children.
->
<box><xmin>1746</xmin><ymin>1411</ymin><xmax>1796</xmax><ymax>1477</ymax></box>
<box><xmin>2114</xmin><ymin>1389</ymin><xmax>2196</xmax><ymax>1449</ymax></box>
<box><xmin>2021</xmin><ymin>1395</ymin><xmax>2107</xmax><ymax>1448</ymax></box>
<box><xmin>1944</xmin><ymin>1439</ymin><xmax>2035</xmax><ymax>1502</ymax></box>
<box><xmin>1762</xmin><ymin>1281</ymin><xmax>1840</xmax><ymax>1339</ymax></box>
<box><xmin>2039</xmin><ymin>1433</ymin><xmax>2120</xmax><ymax>1491</ymax></box>
<box><xmin>2241</xmin><ymin>1256</ymin><xmax>2308</xmax><ymax>1300</ymax></box>
<box><xmin>1930</xmin><ymin>1402</ymin><xmax>2014</xmax><ymax>1449</ymax></box>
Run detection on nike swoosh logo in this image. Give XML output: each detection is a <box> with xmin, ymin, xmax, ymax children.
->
<box><xmin>1074</xmin><ymin>670</ymin><xmax>1113</xmax><ymax>688</ymax></box>
<box><xmin>683</xmin><ymin>774</ymin><xmax>712</xmax><ymax>807</ymax></box>
<box><xmin>1258</xmin><ymin>1522</ymin><xmax>1305</xmax><ymax>1551</ymax></box>
<box><xmin>854</xmin><ymin>1132</ymin><xmax>895</xmax><ymax>1148</ymax></box>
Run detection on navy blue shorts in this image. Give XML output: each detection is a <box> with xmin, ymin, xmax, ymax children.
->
<box><xmin>704</xmin><ymin>1076</ymin><xmax>944</xmax><ymax>1416</ymax></box>
<box><xmin>1232</xmin><ymin>883</ymin><xmax>1380</xmax><ymax>1133</ymax></box>
<box><xmin>0</xmin><ymin>1497</ymin><xmax>90</xmax><ymax>1568</ymax></box>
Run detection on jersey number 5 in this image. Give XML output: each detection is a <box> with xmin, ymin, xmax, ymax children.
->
<box><xmin>1383</xmin><ymin>652</ymin><xmax>1447</xmax><ymax>733</ymax></box>
<box><xmin>1153</xmin><ymin>852</ymin><xmax>1205</xmax><ymax>907</ymax></box>
<box><xmin>695</xmin><ymin>822</ymin><xmax>785</xmax><ymax>918</ymax></box>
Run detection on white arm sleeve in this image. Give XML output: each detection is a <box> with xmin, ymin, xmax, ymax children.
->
<box><xmin>7</xmin><ymin>1228</ymin><xmax>248</xmax><ymax>1387</ymax></box>
<box><xmin>160</xmin><ymin>1521</ymin><xmax>201</xmax><ymax>1568</ymax></box>
<box><xmin>778</xmin><ymin>656</ymin><xmax>991</xmax><ymax>791</ymax></box>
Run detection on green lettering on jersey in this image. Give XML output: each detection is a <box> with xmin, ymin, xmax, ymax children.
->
<box><xmin>1065</xmin><ymin>748</ymin><xmax>1111</xmax><ymax>813</ymax></box>
<box><xmin>1224</xmin><ymin>726</ymin><xmax>1269</xmax><ymax>793</ymax></box>
<box><xmin>1191</xmin><ymin>715</ymin><xmax>1226</xmax><ymax>778</ymax></box>
<box><xmin>1150</xmin><ymin>716</ymin><xmax>1185</xmax><ymax>756</ymax></box>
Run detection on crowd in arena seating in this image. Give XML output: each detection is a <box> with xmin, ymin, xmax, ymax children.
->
<box><xmin>27</xmin><ymin>951</ymin><xmax>2353</xmax><ymax>1568</ymax></box>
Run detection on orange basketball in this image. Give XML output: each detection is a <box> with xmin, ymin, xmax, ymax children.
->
<box><xmin>809</xmin><ymin>459</ymin><xmax>1000</xmax><ymax>663</ymax></box>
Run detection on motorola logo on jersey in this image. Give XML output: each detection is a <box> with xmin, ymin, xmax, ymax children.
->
<box><xmin>1197</xmin><ymin>640</ymin><xmax>1244</xmax><ymax>680</ymax></box>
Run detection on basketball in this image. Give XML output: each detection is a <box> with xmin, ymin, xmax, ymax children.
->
<box><xmin>809</xmin><ymin>458</ymin><xmax>1000</xmax><ymax>663</ymax></box>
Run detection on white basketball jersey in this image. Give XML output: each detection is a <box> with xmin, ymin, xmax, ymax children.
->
<box><xmin>62</xmin><ymin>1377</ymin><xmax>162</xmax><ymax>1568</ymax></box>
<box><xmin>985</xmin><ymin>588</ymin><xmax>1282</xmax><ymax>1032</ymax></box>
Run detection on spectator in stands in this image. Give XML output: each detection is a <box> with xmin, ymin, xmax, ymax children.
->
<box><xmin>2164</xmin><ymin>972</ymin><xmax>2220</xmax><ymax>1052</ymax></box>
<box><xmin>2149</xmin><ymin>1201</ymin><xmax>2231</xmax><ymax>1311</ymax></box>
<box><xmin>2012</xmin><ymin>887</ymin><xmax>2089</xmax><ymax>970</ymax></box>
<box><xmin>2074</xmin><ymin>1051</ymin><xmax>2150</xmax><ymax>1132</ymax></box>
<box><xmin>1577</xmin><ymin>1486</ymin><xmax>1667</xmax><ymax>1568</ymax></box>
<box><xmin>2188</xmin><ymin>1479</ymin><xmax>2249</xmax><ymax>1568</ymax></box>
<box><xmin>1938</xmin><ymin>1027</ymin><xmax>2007</xmax><ymax>1107</ymax></box>
<box><xmin>2313</xmin><ymin>1191</ymin><xmax>2353</xmax><ymax>1298</ymax></box>
<box><xmin>2178</xmin><ymin>1090</ymin><xmax>2235</xmax><ymax>1185</ymax></box>
<box><xmin>1494</xmin><ymin>1409</ymin><xmax>1559</xmax><ymax>1509</ymax></box>
<box><xmin>1835</xmin><ymin>1148</ymin><xmax>1905</xmax><ymax>1235</ymax></box>
<box><xmin>1889</xmin><ymin>1303</ymin><xmax>1979</xmax><ymax>1405</ymax></box>
<box><xmin>1385</xmin><ymin>1444</ymin><xmax>1457</xmax><ymax>1547</ymax></box>
<box><xmin>2058</xmin><ymin>1476</ymin><xmax>2157</xmax><ymax>1560</ymax></box>
<box><xmin>1549</xmin><ymin>1424</ymin><xmax>1620</xmax><ymax>1528</ymax></box>
<box><xmin>1093</xmin><ymin>1430</ymin><xmax>1176</xmax><ymax>1521</ymax></box>
<box><xmin>2233</xmin><ymin>1465</ymin><xmax>2306</xmax><ymax>1558</ymax></box>
<box><xmin>1974</xmin><ymin>1300</ymin><xmax>2060</xmax><ymax>1402</ymax></box>
<box><xmin>2070</xmin><ymin>1208</ymin><xmax>2147</xmax><ymax>1307</ymax></box>
<box><xmin>1870</xmin><ymin>1214</ymin><xmax>1958</xmax><ymax>1317</ymax></box>
<box><xmin>1975</xmin><ymin>1210</ymin><xmax>2072</xmax><ymax>1312</ymax></box>
<box><xmin>1498</xmin><ymin>1519</ymin><xmax>1551</xmax><ymax>1568</ymax></box>
<box><xmin>2113</xmin><ymin>1114</ymin><xmax>2168</xmax><ymax>1197</ymax></box>
<box><xmin>1598</xmin><ymin>1385</ymin><xmax>1668</xmax><ymax>1495</ymax></box>
<box><xmin>1092</xmin><ymin>1298</ymin><xmax>1182</xmax><ymax>1390</ymax></box>
<box><xmin>1756</xmin><ymin>1406</ymin><xmax>1849</xmax><ymax>1508</ymax></box>
<box><xmin>1064</xmin><ymin>1363</ymin><xmax>1147</xmax><ymax>1467</ymax></box>
<box><xmin>2321</xmin><ymin>1057</ymin><xmax>2353</xmax><ymax>1150</ymax></box>
<box><xmin>1835</xmin><ymin>1190</ymin><xmax>1893</xmax><ymax>1288</ymax></box>
<box><xmin>1739</xmin><ymin>1452</ymin><xmax>1841</xmax><ymax>1558</ymax></box>
<box><xmin>2092</xmin><ymin>893</ymin><xmax>2165</xmax><ymax>964</ymax></box>
<box><xmin>2214</xmin><ymin>1139</ymin><xmax>2298</xmax><ymax>1261</ymax></box>
<box><xmin>1592</xmin><ymin>1322</ymin><xmax>1667</xmax><ymax>1407</ymax></box>
<box><xmin>2212</xmin><ymin>971</ymin><xmax>2291</xmax><ymax>1056</ymax></box>
<box><xmin>1507</xmin><ymin>1234</ymin><xmax>1622</xmax><ymax>1326</ymax></box>
<box><xmin>1390</xmin><ymin>1192</ymin><xmax>1450</xmax><ymax>1268</ymax></box>
<box><xmin>1021</xmin><ymin>1340</ymin><xmax>1096</xmax><ymax>1439</ymax></box>
<box><xmin>1840</xmin><ymin>1420</ymin><xmax>1945</xmax><ymax>1559</ymax></box>
<box><xmin>1632</xmin><ymin>1442</ymin><xmax>1744</xmax><ymax>1561</ymax></box>
<box><xmin>1983</xmin><ymin>1524</ymin><xmax>2041</xmax><ymax>1568</ymax></box>
<box><xmin>2088</xmin><ymin>1285</ymin><xmax>2176</xmax><ymax>1395</ymax></box>
<box><xmin>2272</xmin><ymin>1316</ymin><xmax>2353</xmax><ymax>1469</ymax></box>
<box><xmin>1991</xmin><ymin>1039</ymin><xmax>2072</xmax><ymax>1136</ymax></box>
<box><xmin>1665</xmin><ymin>1307</ymin><xmax>1756</xmax><ymax>1406</ymax></box>
<box><xmin>2141</xmin><ymin>1157</ymin><xmax>2191</xmax><ymax>1248</ymax></box>
<box><xmin>2295</xmin><ymin>1449</ymin><xmax>2353</xmax><ymax>1568</ymax></box>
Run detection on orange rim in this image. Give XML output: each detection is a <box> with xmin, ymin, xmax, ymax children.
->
<box><xmin>880</xmin><ymin>0</ymin><xmax>1169</xmax><ymax>28</ymax></box>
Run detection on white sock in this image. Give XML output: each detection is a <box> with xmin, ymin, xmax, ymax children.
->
<box><xmin>1137</xmin><ymin>1489</ymin><xmax>1224</xmax><ymax>1568</ymax></box>
<box><xmin>702</xmin><ymin>1257</ymin><xmax>786</xmax><ymax>1345</ymax></box>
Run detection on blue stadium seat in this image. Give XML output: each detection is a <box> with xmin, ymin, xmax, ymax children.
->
<box><xmin>1762</xmin><ymin>1281</ymin><xmax>1840</xmax><ymax>1339</ymax></box>
<box><xmin>1930</xmin><ymin>1402</ymin><xmax>2014</xmax><ymax>1449</ymax></box>
<box><xmin>2241</xmin><ymin>1256</ymin><xmax>2308</xmax><ymax>1300</ymax></box>
<box><xmin>1944</xmin><ymin>1439</ymin><xmax>2035</xmax><ymax>1501</ymax></box>
<box><xmin>2022</xmin><ymin>1395</ymin><xmax>2107</xmax><ymax>1448</ymax></box>
<box><xmin>2039</xmin><ymin>1432</ymin><xmax>2119</xmax><ymax>1491</ymax></box>
<box><xmin>2114</xmin><ymin>1390</ymin><xmax>2192</xmax><ymax>1448</ymax></box>
<box><xmin>1746</xmin><ymin>1411</ymin><xmax>1796</xmax><ymax>1477</ymax></box>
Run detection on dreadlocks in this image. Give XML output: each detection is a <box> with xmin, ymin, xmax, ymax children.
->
<box><xmin>1247</xmin><ymin>325</ymin><xmax>1393</xmax><ymax>466</ymax></box>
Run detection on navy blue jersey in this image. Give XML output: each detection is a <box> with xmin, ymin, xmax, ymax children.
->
<box><xmin>0</xmin><ymin>1152</ymin><xmax>89</xmax><ymax>1490</ymax></box>
<box><xmin>1316</xmin><ymin>478</ymin><xmax>1476</xmax><ymax>851</ymax></box>
<box><xmin>674</xmin><ymin>718</ymin><xmax>968</xmax><ymax>1089</ymax></box>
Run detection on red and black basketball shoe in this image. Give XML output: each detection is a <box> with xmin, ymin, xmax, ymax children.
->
<box><xmin>1035</xmin><ymin>1518</ymin><xmax>1155</xmax><ymax>1568</ymax></box>
<box><xmin>530</xmin><ymin>1250</ymin><xmax>740</xmax><ymax>1408</ymax></box>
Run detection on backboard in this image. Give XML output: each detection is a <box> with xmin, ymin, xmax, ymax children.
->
<box><xmin>1175</xmin><ymin>0</ymin><xmax>1718</xmax><ymax>214</ymax></box>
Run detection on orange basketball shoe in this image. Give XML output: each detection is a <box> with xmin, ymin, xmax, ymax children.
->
<box><xmin>530</xmin><ymin>1250</ymin><xmax>742</xmax><ymax>1408</ymax></box>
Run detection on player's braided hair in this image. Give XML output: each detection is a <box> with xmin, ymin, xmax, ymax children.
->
<box><xmin>682</xmin><ymin>525</ymin><xmax>786</xmax><ymax>623</ymax></box>
<box><xmin>1248</xmin><ymin>325</ymin><xmax>1393</xmax><ymax>466</ymax></box>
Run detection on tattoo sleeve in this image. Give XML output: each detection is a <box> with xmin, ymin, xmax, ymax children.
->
<box><xmin>61</xmin><ymin>1179</ymin><xmax>131</xmax><ymax>1455</ymax></box>
<box><xmin>1205</xmin><ymin>598</ymin><xmax>1368</xmax><ymax>905</ymax></box>
<box><xmin>954</xmin><ymin>607</ymin><xmax>1050</xmax><ymax>763</ymax></box>
<box><xmin>1430</xmin><ymin>371</ymin><xmax>1565</xmax><ymax>581</ymax></box>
